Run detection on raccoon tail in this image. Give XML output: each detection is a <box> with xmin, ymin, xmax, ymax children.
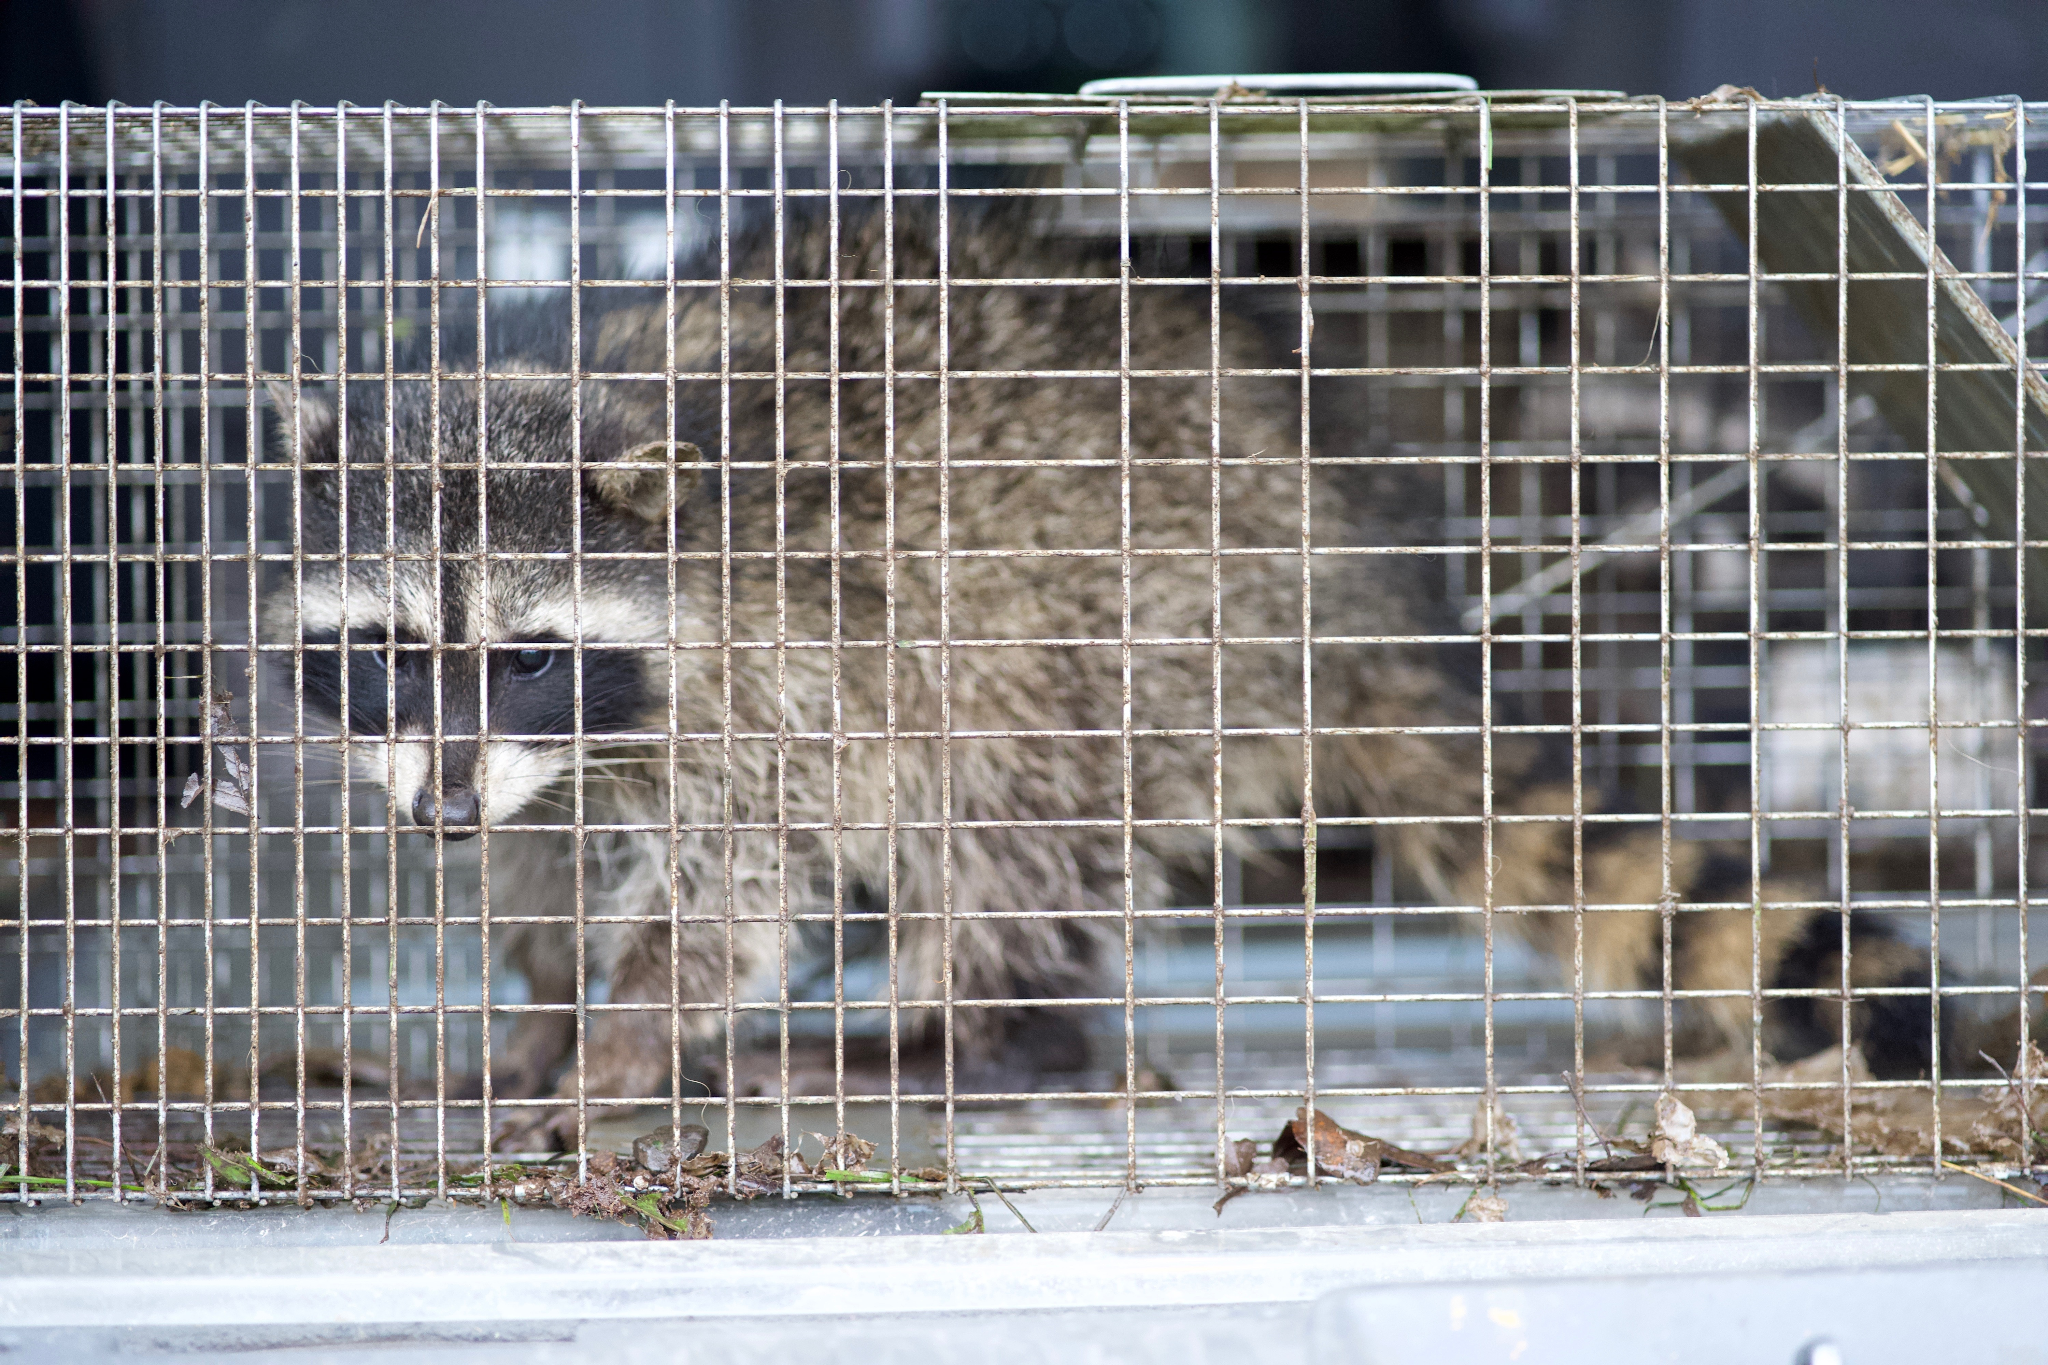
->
<box><xmin>1447</xmin><ymin>786</ymin><xmax>1990</xmax><ymax>1079</ymax></box>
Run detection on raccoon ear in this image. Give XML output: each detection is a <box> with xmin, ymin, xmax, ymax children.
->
<box><xmin>584</xmin><ymin>440</ymin><xmax>703</xmax><ymax>522</ymax></box>
<box><xmin>263</xmin><ymin>381</ymin><xmax>338</xmax><ymax>468</ymax></box>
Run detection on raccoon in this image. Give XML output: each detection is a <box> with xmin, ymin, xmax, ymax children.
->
<box><xmin>267</xmin><ymin>206</ymin><xmax>2006</xmax><ymax>1149</ymax></box>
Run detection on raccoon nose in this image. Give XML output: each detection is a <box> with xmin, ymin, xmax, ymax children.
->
<box><xmin>413</xmin><ymin>787</ymin><xmax>481</xmax><ymax>840</ymax></box>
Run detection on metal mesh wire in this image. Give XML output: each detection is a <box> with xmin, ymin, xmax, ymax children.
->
<box><xmin>2</xmin><ymin>92</ymin><xmax>2044</xmax><ymax>1206</ymax></box>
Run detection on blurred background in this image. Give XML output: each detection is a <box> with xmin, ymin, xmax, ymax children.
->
<box><xmin>5</xmin><ymin>0</ymin><xmax>2046</xmax><ymax>108</ymax></box>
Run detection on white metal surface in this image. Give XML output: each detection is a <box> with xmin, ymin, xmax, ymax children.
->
<box><xmin>2</xmin><ymin>1201</ymin><xmax>2044</xmax><ymax>1362</ymax></box>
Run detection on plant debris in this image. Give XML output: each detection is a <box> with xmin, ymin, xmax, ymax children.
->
<box><xmin>631</xmin><ymin>1123</ymin><xmax>709</xmax><ymax>1175</ymax></box>
<box><xmin>178</xmin><ymin>691</ymin><xmax>254</xmax><ymax>821</ymax></box>
<box><xmin>1271</xmin><ymin>1107</ymin><xmax>1451</xmax><ymax>1183</ymax></box>
<box><xmin>1454</xmin><ymin>1099</ymin><xmax>1525</xmax><ymax>1164</ymax></box>
<box><xmin>803</xmin><ymin>1130</ymin><xmax>876</xmax><ymax>1177</ymax></box>
<box><xmin>201</xmin><ymin>1144</ymin><xmax>297</xmax><ymax>1191</ymax></box>
<box><xmin>1647</xmin><ymin>1093</ymin><xmax>1729</xmax><ymax>1172</ymax></box>
<box><xmin>1683</xmin><ymin>1041</ymin><xmax>2048</xmax><ymax>1162</ymax></box>
<box><xmin>2</xmin><ymin>1112</ymin><xmax>65</xmax><ymax>1147</ymax></box>
<box><xmin>1459</xmin><ymin>1188</ymin><xmax>1509</xmax><ymax>1223</ymax></box>
<box><xmin>0</xmin><ymin>1110</ymin><xmax>923</xmax><ymax>1240</ymax></box>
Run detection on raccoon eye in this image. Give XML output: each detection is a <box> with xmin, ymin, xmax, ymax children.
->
<box><xmin>510</xmin><ymin>648</ymin><xmax>555</xmax><ymax>678</ymax></box>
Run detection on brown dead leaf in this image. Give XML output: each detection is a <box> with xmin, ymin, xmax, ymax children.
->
<box><xmin>1273</xmin><ymin>1107</ymin><xmax>1451</xmax><ymax>1182</ymax></box>
<box><xmin>1585</xmin><ymin>1146</ymin><xmax>1663</xmax><ymax>1174</ymax></box>
<box><xmin>731</xmin><ymin>1133</ymin><xmax>787</xmax><ymax>1197</ymax></box>
<box><xmin>808</xmin><ymin>1130</ymin><xmax>876</xmax><ymax>1175</ymax></box>
<box><xmin>1273</xmin><ymin>1107</ymin><xmax>1381</xmax><ymax>1182</ymax></box>
<box><xmin>1222</xmin><ymin>1137</ymin><xmax>1258</xmax><ymax>1179</ymax></box>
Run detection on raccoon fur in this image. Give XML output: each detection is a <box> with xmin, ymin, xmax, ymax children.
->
<box><xmin>265</xmin><ymin>205</ymin><xmax>2012</xmax><ymax>1148</ymax></box>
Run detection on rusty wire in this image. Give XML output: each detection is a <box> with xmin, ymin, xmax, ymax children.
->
<box><xmin>0</xmin><ymin>94</ymin><xmax>2043</xmax><ymax>1204</ymax></box>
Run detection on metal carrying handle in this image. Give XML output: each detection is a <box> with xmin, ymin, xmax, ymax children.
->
<box><xmin>1076</xmin><ymin>72</ymin><xmax>1478</xmax><ymax>98</ymax></box>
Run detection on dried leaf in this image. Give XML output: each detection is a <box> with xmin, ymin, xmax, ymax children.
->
<box><xmin>201</xmin><ymin>1144</ymin><xmax>295</xmax><ymax>1190</ymax></box>
<box><xmin>1454</xmin><ymin>1099</ymin><xmax>1525</xmax><ymax>1163</ymax></box>
<box><xmin>1720</xmin><ymin>1040</ymin><xmax>2048</xmax><ymax>1162</ymax></box>
<box><xmin>1687</xmin><ymin>83</ymin><xmax>1763</xmax><ymax>111</ymax></box>
<box><xmin>1272</xmin><ymin>1107</ymin><xmax>1450</xmax><ymax>1182</ymax></box>
<box><xmin>1273</xmin><ymin>1107</ymin><xmax>1381</xmax><ymax>1182</ymax></box>
<box><xmin>1586</xmin><ymin>1147</ymin><xmax>1662</xmax><ymax>1174</ymax></box>
<box><xmin>181</xmin><ymin>691</ymin><xmax>254</xmax><ymax>818</ymax></box>
<box><xmin>731</xmin><ymin>1133</ymin><xmax>786</xmax><ymax>1197</ymax></box>
<box><xmin>632</xmin><ymin>1123</ymin><xmax>709</xmax><ymax>1175</ymax></box>
<box><xmin>1648</xmin><ymin>1093</ymin><xmax>1729</xmax><ymax>1171</ymax></box>
<box><xmin>1461</xmin><ymin>1189</ymin><xmax>1509</xmax><ymax>1223</ymax></box>
<box><xmin>808</xmin><ymin>1130</ymin><xmax>876</xmax><ymax>1176</ymax></box>
<box><xmin>1278</xmin><ymin>1107</ymin><xmax>1454</xmax><ymax>1182</ymax></box>
<box><xmin>2</xmin><ymin>1112</ymin><xmax>65</xmax><ymax>1147</ymax></box>
<box><xmin>1222</xmin><ymin>1137</ymin><xmax>1258</xmax><ymax>1179</ymax></box>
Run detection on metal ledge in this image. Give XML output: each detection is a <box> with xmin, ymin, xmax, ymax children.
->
<box><xmin>2</xmin><ymin>1186</ymin><xmax>2044</xmax><ymax>1362</ymax></box>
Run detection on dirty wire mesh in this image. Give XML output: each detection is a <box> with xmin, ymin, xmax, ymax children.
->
<box><xmin>2</xmin><ymin>92</ymin><xmax>2045</xmax><ymax>1213</ymax></box>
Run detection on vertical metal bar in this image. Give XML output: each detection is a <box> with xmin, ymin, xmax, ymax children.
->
<box><xmin>1295</xmin><ymin>96</ymin><xmax>1319</xmax><ymax>1186</ymax></box>
<box><xmin>1207</xmin><ymin>96</ymin><xmax>1227</xmax><ymax>1187</ymax></box>
<box><xmin>101</xmin><ymin>102</ymin><xmax>125</xmax><ymax>1201</ymax></box>
<box><xmin>9</xmin><ymin>99</ymin><xmax>28</xmax><ymax>1202</ymax></box>
<box><xmin>1832</xmin><ymin>95</ymin><xmax>1855</xmax><ymax>1171</ymax></box>
<box><xmin>662</xmin><ymin>96</ymin><xmax>685</xmax><ymax>1201</ymax></box>
<box><xmin>567</xmin><ymin>99</ymin><xmax>588</xmax><ymax>1173</ymax></box>
<box><xmin>1921</xmin><ymin>96</ymin><xmax>1946</xmax><ymax>1167</ymax></box>
<box><xmin>716</xmin><ymin>100</ymin><xmax>737</xmax><ymax>1192</ymax></box>
<box><xmin>380</xmin><ymin>100</ymin><xmax>401</xmax><ymax>1201</ymax></box>
<box><xmin>935</xmin><ymin>98</ymin><xmax>957</xmax><ymax>1190</ymax></box>
<box><xmin>881</xmin><ymin>99</ymin><xmax>902</xmax><ymax>1194</ymax></box>
<box><xmin>1740</xmin><ymin>99</ymin><xmax>1762</xmax><ymax>1139</ymax></box>
<box><xmin>1637</xmin><ymin>96</ymin><xmax>1675</xmax><ymax>1182</ymax></box>
<box><xmin>238</xmin><ymin>101</ymin><xmax>260</xmax><ymax>1189</ymax></box>
<box><xmin>771</xmin><ymin>99</ymin><xmax>793</xmax><ymax>1192</ymax></box>
<box><xmin>2011</xmin><ymin>95</ymin><xmax>2034</xmax><ymax>1173</ymax></box>
<box><xmin>1475</xmin><ymin>95</ymin><xmax>1496</xmax><ymax>1199</ymax></box>
<box><xmin>56</xmin><ymin>100</ymin><xmax>77</xmax><ymax>1202</ymax></box>
<box><xmin>469</xmin><ymin>98</ymin><xmax>490</xmax><ymax>1191</ymax></box>
<box><xmin>150</xmin><ymin>100</ymin><xmax>170</xmax><ymax>1198</ymax></box>
<box><xmin>196</xmin><ymin>99</ymin><xmax>219</xmax><ymax>1197</ymax></box>
<box><xmin>334</xmin><ymin>98</ymin><xmax>356</xmax><ymax>1200</ymax></box>
<box><xmin>826</xmin><ymin>100</ymin><xmax>847</xmax><ymax>1145</ymax></box>
<box><xmin>1115</xmin><ymin>98</ymin><xmax>1138</xmax><ymax>1189</ymax></box>
<box><xmin>285</xmin><ymin>98</ymin><xmax>313</xmax><ymax>1202</ymax></box>
<box><xmin>425</xmin><ymin>101</ymin><xmax>450</xmax><ymax>1196</ymax></box>
<box><xmin>1563</xmin><ymin>96</ymin><xmax>1584</xmax><ymax>1184</ymax></box>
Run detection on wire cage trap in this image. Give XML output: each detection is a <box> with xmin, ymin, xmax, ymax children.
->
<box><xmin>1</xmin><ymin>86</ymin><xmax>2045</xmax><ymax>1217</ymax></box>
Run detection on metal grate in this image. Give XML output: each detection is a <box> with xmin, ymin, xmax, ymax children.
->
<box><xmin>2</xmin><ymin>91</ymin><xmax>2044</xmax><ymax>1210</ymax></box>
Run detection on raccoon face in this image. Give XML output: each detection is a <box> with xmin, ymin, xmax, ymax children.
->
<box><xmin>298</xmin><ymin>626</ymin><xmax>657</xmax><ymax>837</ymax></box>
<box><xmin>271</xmin><ymin>370</ymin><xmax>699</xmax><ymax>837</ymax></box>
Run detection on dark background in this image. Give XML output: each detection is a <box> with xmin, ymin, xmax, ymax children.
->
<box><xmin>4</xmin><ymin>0</ymin><xmax>2045</xmax><ymax>108</ymax></box>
